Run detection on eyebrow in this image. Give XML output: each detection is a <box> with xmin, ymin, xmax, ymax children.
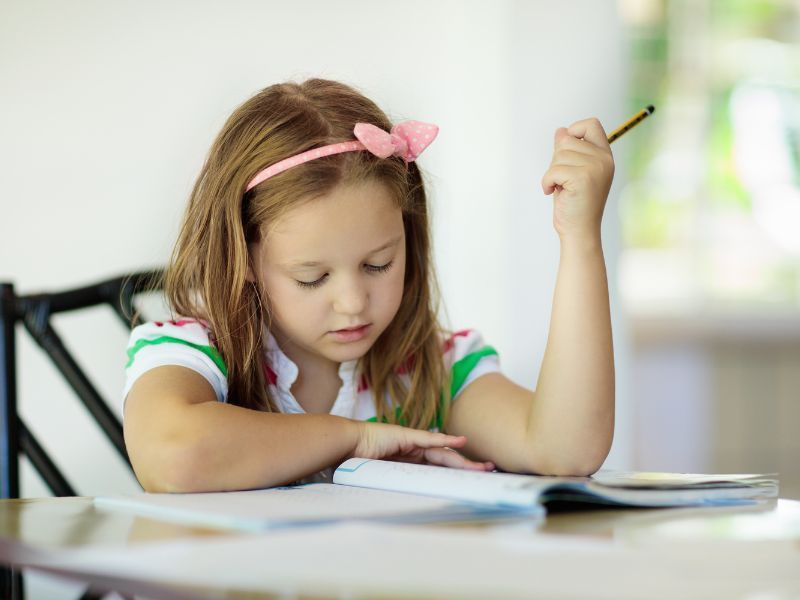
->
<box><xmin>282</xmin><ymin>236</ymin><xmax>402</xmax><ymax>269</ymax></box>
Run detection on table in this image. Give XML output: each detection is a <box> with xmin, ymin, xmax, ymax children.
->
<box><xmin>1</xmin><ymin>496</ymin><xmax>799</xmax><ymax>599</ymax></box>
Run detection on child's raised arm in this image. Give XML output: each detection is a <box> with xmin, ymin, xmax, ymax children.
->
<box><xmin>444</xmin><ymin>118</ymin><xmax>615</xmax><ymax>477</ymax></box>
<box><xmin>124</xmin><ymin>366</ymin><xmax>490</xmax><ymax>492</ymax></box>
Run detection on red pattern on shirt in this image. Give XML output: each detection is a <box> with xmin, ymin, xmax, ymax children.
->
<box><xmin>154</xmin><ymin>318</ymin><xmax>208</xmax><ymax>328</ymax></box>
<box><xmin>442</xmin><ymin>329</ymin><xmax>471</xmax><ymax>354</ymax></box>
<box><xmin>355</xmin><ymin>329</ymin><xmax>473</xmax><ymax>393</ymax></box>
<box><xmin>262</xmin><ymin>360</ymin><xmax>278</xmax><ymax>386</ymax></box>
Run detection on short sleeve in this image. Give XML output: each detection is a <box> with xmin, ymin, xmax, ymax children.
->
<box><xmin>443</xmin><ymin>329</ymin><xmax>501</xmax><ymax>401</ymax></box>
<box><xmin>123</xmin><ymin>319</ymin><xmax>229</xmax><ymax>404</ymax></box>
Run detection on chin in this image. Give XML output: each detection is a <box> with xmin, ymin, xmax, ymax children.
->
<box><xmin>324</xmin><ymin>338</ymin><xmax>375</xmax><ymax>362</ymax></box>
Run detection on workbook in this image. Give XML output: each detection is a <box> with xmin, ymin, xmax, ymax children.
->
<box><xmin>95</xmin><ymin>479</ymin><xmax>536</xmax><ymax>532</ymax></box>
<box><xmin>333</xmin><ymin>459</ymin><xmax>779</xmax><ymax>509</ymax></box>
<box><xmin>94</xmin><ymin>460</ymin><xmax>778</xmax><ymax>532</ymax></box>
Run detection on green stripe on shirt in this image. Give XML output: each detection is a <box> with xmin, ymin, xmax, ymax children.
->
<box><xmin>449</xmin><ymin>345</ymin><xmax>498</xmax><ymax>399</ymax></box>
<box><xmin>350</xmin><ymin>346</ymin><xmax>500</xmax><ymax>431</ymax></box>
<box><xmin>433</xmin><ymin>345</ymin><xmax>499</xmax><ymax>430</ymax></box>
<box><xmin>125</xmin><ymin>336</ymin><xmax>228</xmax><ymax>377</ymax></box>
<box><xmin>366</xmin><ymin>346</ymin><xmax>499</xmax><ymax>430</ymax></box>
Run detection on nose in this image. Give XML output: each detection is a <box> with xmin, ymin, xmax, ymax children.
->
<box><xmin>332</xmin><ymin>275</ymin><xmax>368</xmax><ymax>315</ymax></box>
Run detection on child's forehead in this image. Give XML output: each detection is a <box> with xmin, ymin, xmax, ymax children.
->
<box><xmin>269</xmin><ymin>180</ymin><xmax>398</xmax><ymax>230</ymax></box>
<box><xmin>263</xmin><ymin>181</ymin><xmax>404</xmax><ymax>258</ymax></box>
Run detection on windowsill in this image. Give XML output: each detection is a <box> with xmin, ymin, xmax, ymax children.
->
<box><xmin>628</xmin><ymin>310</ymin><xmax>800</xmax><ymax>344</ymax></box>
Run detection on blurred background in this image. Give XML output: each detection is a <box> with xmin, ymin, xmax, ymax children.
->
<box><xmin>618</xmin><ymin>0</ymin><xmax>800</xmax><ymax>499</ymax></box>
<box><xmin>1</xmin><ymin>0</ymin><xmax>797</xmax><ymax>514</ymax></box>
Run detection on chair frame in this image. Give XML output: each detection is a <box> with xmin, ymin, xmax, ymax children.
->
<box><xmin>0</xmin><ymin>269</ymin><xmax>162</xmax><ymax>498</ymax></box>
<box><xmin>0</xmin><ymin>270</ymin><xmax>162</xmax><ymax>599</ymax></box>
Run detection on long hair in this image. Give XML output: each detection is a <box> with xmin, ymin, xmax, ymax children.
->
<box><xmin>164</xmin><ymin>78</ymin><xmax>450</xmax><ymax>429</ymax></box>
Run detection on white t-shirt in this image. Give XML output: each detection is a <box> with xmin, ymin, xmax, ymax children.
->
<box><xmin>124</xmin><ymin>318</ymin><xmax>500</xmax><ymax>421</ymax></box>
<box><xmin>123</xmin><ymin>318</ymin><xmax>501</xmax><ymax>482</ymax></box>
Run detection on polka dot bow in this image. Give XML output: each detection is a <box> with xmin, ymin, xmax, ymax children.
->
<box><xmin>354</xmin><ymin>120</ymin><xmax>439</xmax><ymax>162</ymax></box>
<box><xmin>245</xmin><ymin>120</ymin><xmax>439</xmax><ymax>192</ymax></box>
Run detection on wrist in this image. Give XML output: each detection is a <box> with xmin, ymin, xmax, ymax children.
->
<box><xmin>558</xmin><ymin>230</ymin><xmax>603</xmax><ymax>254</ymax></box>
<box><xmin>345</xmin><ymin>418</ymin><xmax>366</xmax><ymax>458</ymax></box>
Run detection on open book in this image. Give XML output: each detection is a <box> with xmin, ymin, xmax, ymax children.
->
<box><xmin>94</xmin><ymin>459</ymin><xmax>778</xmax><ymax>532</ymax></box>
<box><xmin>333</xmin><ymin>458</ymin><xmax>779</xmax><ymax>509</ymax></box>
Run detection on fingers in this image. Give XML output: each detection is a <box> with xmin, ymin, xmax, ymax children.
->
<box><xmin>412</xmin><ymin>431</ymin><xmax>467</xmax><ymax>449</ymax></box>
<box><xmin>391</xmin><ymin>429</ymin><xmax>467</xmax><ymax>456</ymax></box>
<box><xmin>550</xmin><ymin>149</ymin><xmax>592</xmax><ymax>168</ymax></box>
<box><xmin>542</xmin><ymin>174</ymin><xmax>558</xmax><ymax>196</ymax></box>
<box><xmin>355</xmin><ymin>422</ymin><xmax>472</xmax><ymax>461</ymax></box>
<box><xmin>542</xmin><ymin>165</ymin><xmax>582</xmax><ymax>196</ymax></box>
<box><xmin>543</xmin><ymin>118</ymin><xmax>614</xmax><ymax>196</ymax></box>
<box><xmin>566</xmin><ymin>117</ymin><xmax>610</xmax><ymax>150</ymax></box>
<box><xmin>377</xmin><ymin>426</ymin><xmax>495</xmax><ymax>471</ymax></box>
<box><xmin>423</xmin><ymin>447</ymin><xmax>495</xmax><ymax>471</ymax></box>
<box><xmin>554</xmin><ymin>134</ymin><xmax>601</xmax><ymax>157</ymax></box>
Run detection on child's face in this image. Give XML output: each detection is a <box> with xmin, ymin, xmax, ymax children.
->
<box><xmin>250</xmin><ymin>179</ymin><xmax>406</xmax><ymax>369</ymax></box>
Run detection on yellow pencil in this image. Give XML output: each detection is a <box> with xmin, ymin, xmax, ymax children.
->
<box><xmin>607</xmin><ymin>105</ymin><xmax>655</xmax><ymax>143</ymax></box>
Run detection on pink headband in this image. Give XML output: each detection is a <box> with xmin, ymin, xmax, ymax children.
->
<box><xmin>245</xmin><ymin>120</ymin><xmax>439</xmax><ymax>192</ymax></box>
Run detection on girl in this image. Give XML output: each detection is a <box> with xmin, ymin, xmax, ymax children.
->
<box><xmin>123</xmin><ymin>78</ymin><xmax>615</xmax><ymax>493</ymax></box>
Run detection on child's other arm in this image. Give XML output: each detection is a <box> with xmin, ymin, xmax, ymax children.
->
<box><xmin>445</xmin><ymin>118</ymin><xmax>615</xmax><ymax>476</ymax></box>
<box><xmin>124</xmin><ymin>366</ymin><xmax>486</xmax><ymax>492</ymax></box>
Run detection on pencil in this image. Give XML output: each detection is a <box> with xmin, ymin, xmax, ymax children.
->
<box><xmin>607</xmin><ymin>105</ymin><xmax>655</xmax><ymax>143</ymax></box>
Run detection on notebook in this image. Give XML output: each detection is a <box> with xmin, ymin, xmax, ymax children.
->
<box><xmin>94</xmin><ymin>478</ymin><xmax>540</xmax><ymax>532</ymax></box>
<box><xmin>333</xmin><ymin>459</ymin><xmax>779</xmax><ymax>509</ymax></box>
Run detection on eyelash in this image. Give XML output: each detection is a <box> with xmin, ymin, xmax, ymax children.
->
<box><xmin>295</xmin><ymin>261</ymin><xmax>394</xmax><ymax>290</ymax></box>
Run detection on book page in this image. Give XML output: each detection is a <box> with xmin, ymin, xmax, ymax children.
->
<box><xmin>94</xmin><ymin>483</ymin><xmax>526</xmax><ymax>531</ymax></box>
<box><xmin>334</xmin><ymin>458</ymin><xmax>575</xmax><ymax>508</ymax></box>
<box><xmin>94</xmin><ymin>483</ymin><xmax>520</xmax><ymax>531</ymax></box>
<box><xmin>591</xmin><ymin>471</ymin><xmax>779</xmax><ymax>489</ymax></box>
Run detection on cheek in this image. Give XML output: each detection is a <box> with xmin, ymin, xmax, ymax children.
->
<box><xmin>262</xmin><ymin>274</ymin><xmax>317</xmax><ymax>325</ymax></box>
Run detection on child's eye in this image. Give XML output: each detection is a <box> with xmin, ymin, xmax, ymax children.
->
<box><xmin>365</xmin><ymin>260</ymin><xmax>393</xmax><ymax>274</ymax></box>
<box><xmin>295</xmin><ymin>274</ymin><xmax>328</xmax><ymax>289</ymax></box>
<box><xmin>294</xmin><ymin>261</ymin><xmax>394</xmax><ymax>290</ymax></box>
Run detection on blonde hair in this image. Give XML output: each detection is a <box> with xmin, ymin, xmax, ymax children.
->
<box><xmin>164</xmin><ymin>79</ymin><xmax>451</xmax><ymax>430</ymax></box>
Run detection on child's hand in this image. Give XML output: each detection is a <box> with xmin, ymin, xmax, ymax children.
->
<box><xmin>541</xmin><ymin>118</ymin><xmax>615</xmax><ymax>240</ymax></box>
<box><xmin>352</xmin><ymin>422</ymin><xmax>494</xmax><ymax>471</ymax></box>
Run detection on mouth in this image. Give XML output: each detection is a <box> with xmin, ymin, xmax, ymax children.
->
<box><xmin>330</xmin><ymin>323</ymin><xmax>372</xmax><ymax>342</ymax></box>
<box><xmin>334</xmin><ymin>324</ymin><xmax>369</xmax><ymax>333</ymax></box>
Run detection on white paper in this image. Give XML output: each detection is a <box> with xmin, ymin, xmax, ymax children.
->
<box><xmin>95</xmin><ymin>482</ymin><xmax>540</xmax><ymax>532</ymax></box>
<box><xmin>334</xmin><ymin>458</ymin><xmax>565</xmax><ymax>507</ymax></box>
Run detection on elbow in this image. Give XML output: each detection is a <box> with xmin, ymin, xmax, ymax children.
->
<box><xmin>528</xmin><ymin>455</ymin><xmax>606</xmax><ymax>478</ymax></box>
<box><xmin>131</xmin><ymin>438</ymin><xmax>219</xmax><ymax>494</ymax></box>
<box><xmin>521</xmin><ymin>432</ymin><xmax>613</xmax><ymax>478</ymax></box>
<box><xmin>556</xmin><ymin>442</ymin><xmax>613</xmax><ymax>477</ymax></box>
<box><xmin>149</xmin><ymin>451</ymin><xmax>210</xmax><ymax>493</ymax></box>
<box><xmin>543</xmin><ymin>454</ymin><xmax>607</xmax><ymax>478</ymax></box>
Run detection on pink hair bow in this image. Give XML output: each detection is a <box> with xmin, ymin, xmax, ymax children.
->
<box><xmin>354</xmin><ymin>120</ymin><xmax>439</xmax><ymax>162</ymax></box>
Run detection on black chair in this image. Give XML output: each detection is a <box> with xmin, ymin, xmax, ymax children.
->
<box><xmin>0</xmin><ymin>269</ymin><xmax>163</xmax><ymax>599</ymax></box>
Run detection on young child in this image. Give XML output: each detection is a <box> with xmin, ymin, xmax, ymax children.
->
<box><xmin>123</xmin><ymin>78</ymin><xmax>615</xmax><ymax>493</ymax></box>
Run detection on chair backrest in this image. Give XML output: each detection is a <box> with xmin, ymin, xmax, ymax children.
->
<box><xmin>0</xmin><ymin>270</ymin><xmax>163</xmax><ymax>499</ymax></box>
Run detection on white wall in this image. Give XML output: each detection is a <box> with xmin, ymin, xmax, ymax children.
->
<box><xmin>0</xmin><ymin>0</ymin><xmax>629</xmax><ymax>498</ymax></box>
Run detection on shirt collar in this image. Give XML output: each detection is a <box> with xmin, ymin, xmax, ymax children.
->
<box><xmin>264</xmin><ymin>330</ymin><xmax>358</xmax><ymax>391</ymax></box>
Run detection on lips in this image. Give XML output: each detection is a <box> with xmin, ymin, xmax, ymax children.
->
<box><xmin>330</xmin><ymin>323</ymin><xmax>372</xmax><ymax>342</ymax></box>
<box><xmin>334</xmin><ymin>324</ymin><xmax>369</xmax><ymax>332</ymax></box>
